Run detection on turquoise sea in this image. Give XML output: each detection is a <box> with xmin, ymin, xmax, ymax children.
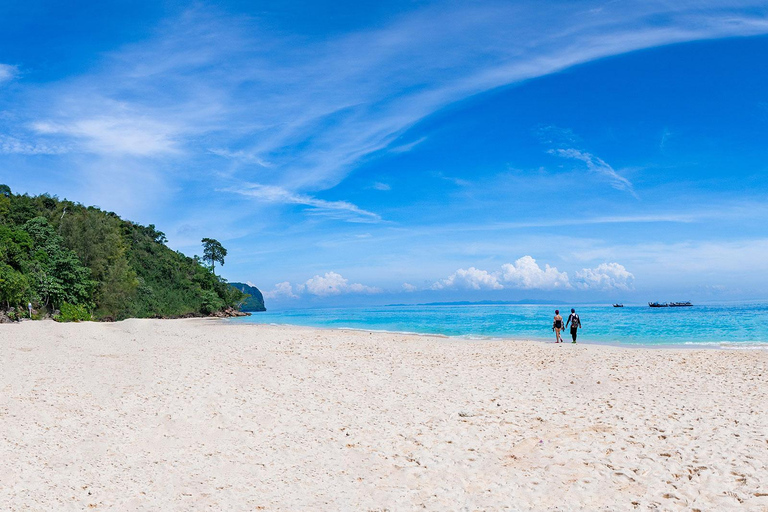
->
<box><xmin>229</xmin><ymin>303</ymin><xmax>768</xmax><ymax>349</ymax></box>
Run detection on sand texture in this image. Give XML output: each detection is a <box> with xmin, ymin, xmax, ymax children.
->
<box><xmin>1</xmin><ymin>318</ymin><xmax>767</xmax><ymax>511</ymax></box>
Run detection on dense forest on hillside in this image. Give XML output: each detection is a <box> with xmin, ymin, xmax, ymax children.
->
<box><xmin>0</xmin><ymin>184</ymin><xmax>250</xmax><ymax>321</ymax></box>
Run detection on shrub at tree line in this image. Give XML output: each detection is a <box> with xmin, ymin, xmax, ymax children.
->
<box><xmin>0</xmin><ymin>185</ymin><xmax>246</xmax><ymax>321</ymax></box>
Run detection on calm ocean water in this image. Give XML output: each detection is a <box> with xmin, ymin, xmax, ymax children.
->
<box><xmin>229</xmin><ymin>303</ymin><xmax>768</xmax><ymax>349</ymax></box>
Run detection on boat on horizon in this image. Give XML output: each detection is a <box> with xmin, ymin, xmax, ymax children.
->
<box><xmin>648</xmin><ymin>302</ymin><xmax>668</xmax><ymax>308</ymax></box>
<box><xmin>613</xmin><ymin>304</ymin><xmax>624</xmax><ymax>308</ymax></box>
<box><xmin>669</xmin><ymin>301</ymin><xmax>693</xmax><ymax>307</ymax></box>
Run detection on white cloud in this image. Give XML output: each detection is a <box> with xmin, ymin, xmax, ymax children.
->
<box><xmin>223</xmin><ymin>182</ymin><xmax>381</xmax><ymax>223</ymax></box>
<box><xmin>549</xmin><ymin>148</ymin><xmax>637</xmax><ymax>197</ymax></box>
<box><xmin>0</xmin><ymin>135</ymin><xmax>69</xmax><ymax>155</ymax></box>
<box><xmin>372</xmin><ymin>182</ymin><xmax>391</xmax><ymax>191</ymax></box>
<box><xmin>30</xmin><ymin>3</ymin><xmax>768</xmax><ymax>188</ymax></box>
<box><xmin>32</xmin><ymin>117</ymin><xmax>179</xmax><ymax>156</ymax></box>
<box><xmin>499</xmin><ymin>256</ymin><xmax>571</xmax><ymax>290</ymax></box>
<box><xmin>6</xmin><ymin>2</ymin><xmax>766</xmax><ymax>226</ymax></box>
<box><xmin>573</xmin><ymin>238</ymin><xmax>768</xmax><ymax>284</ymax></box>
<box><xmin>432</xmin><ymin>256</ymin><xmax>633</xmax><ymax>292</ymax></box>
<box><xmin>0</xmin><ymin>64</ymin><xmax>17</xmax><ymax>84</ymax></box>
<box><xmin>263</xmin><ymin>281</ymin><xmax>299</xmax><ymax>300</ymax></box>
<box><xmin>402</xmin><ymin>282</ymin><xmax>417</xmax><ymax>292</ymax></box>
<box><xmin>389</xmin><ymin>136</ymin><xmax>427</xmax><ymax>153</ymax></box>
<box><xmin>301</xmin><ymin>271</ymin><xmax>380</xmax><ymax>296</ymax></box>
<box><xmin>209</xmin><ymin>148</ymin><xmax>271</xmax><ymax>167</ymax></box>
<box><xmin>432</xmin><ymin>267</ymin><xmax>503</xmax><ymax>290</ymax></box>
<box><xmin>433</xmin><ymin>172</ymin><xmax>471</xmax><ymax>187</ymax></box>
<box><xmin>573</xmin><ymin>262</ymin><xmax>635</xmax><ymax>290</ymax></box>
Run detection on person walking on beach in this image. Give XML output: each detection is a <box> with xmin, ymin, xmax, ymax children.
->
<box><xmin>566</xmin><ymin>308</ymin><xmax>581</xmax><ymax>343</ymax></box>
<box><xmin>553</xmin><ymin>310</ymin><xmax>564</xmax><ymax>343</ymax></box>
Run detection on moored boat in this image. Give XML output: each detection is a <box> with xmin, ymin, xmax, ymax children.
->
<box><xmin>648</xmin><ymin>302</ymin><xmax>668</xmax><ymax>307</ymax></box>
<box><xmin>669</xmin><ymin>301</ymin><xmax>693</xmax><ymax>307</ymax></box>
<box><xmin>613</xmin><ymin>304</ymin><xmax>624</xmax><ymax>307</ymax></box>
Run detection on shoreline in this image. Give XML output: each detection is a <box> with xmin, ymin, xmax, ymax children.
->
<box><xmin>227</xmin><ymin>317</ymin><xmax>766</xmax><ymax>351</ymax></box>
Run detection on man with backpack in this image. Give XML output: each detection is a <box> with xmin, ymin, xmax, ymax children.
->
<box><xmin>566</xmin><ymin>308</ymin><xmax>581</xmax><ymax>343</ymax></box>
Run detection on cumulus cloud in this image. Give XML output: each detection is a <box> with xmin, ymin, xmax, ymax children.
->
<box><xmin>499</xmin><ymin>256</ymin><xmax>571</xmax><ymax>290</ymax></box>
<box><xmin>262</xmin><ymin>272</ymin><xmax>381</xmax><ymax>299</ymax></box>
<box><xmin>432</xmin><ymin>256</ymin><xmax>632</xmax><ymax>292</ymax></box>
<box><xmin>432</xmin><ymin>267</ymin><xmax>503</xmax><ymax>290</ymax></box>
<box><xmin>573</xmin><ymin>262</ymin><xmax>635</xmax><ymax>290</ymax></box>
<box><xmin>303</xmin><ymin>272</ymin><xmax>378</xmax><ymax>296</ymax></box>
<box><xmin>301</xmin><ymin>271</ymin><xmax>380</xmax><ymax>296</ymax></box>
<box><xmin>402</xmin><ymin>283</ymin><xmax>417</xmax><ymax>292</ymax></box>
<box><xmin>263</xmin><ymin>281</ymin><xmax>299</xmax><ymax>300</ymax></box>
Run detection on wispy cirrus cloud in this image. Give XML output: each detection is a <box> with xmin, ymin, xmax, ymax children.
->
<box><xmin>32</xmin><ymin>116</ymin><xmax>180</xmax><ymax>156</ymax></box>
<box><xmin>538</xmin><ymin>125</ymin><xmax>638</xmax><ymax>197</ymax></box>
<box><xmin>222</xmin><ymin>182</ymin><xmax>381</xmax><ymax>223</ymax></box>
<box><xmin>549</xmin><ymin>148</ymin><xmax>638</xmax><ymax>198</ymax></box>
<box><xmin>0</xmin><ymin>135</ymin><xmax>69</xmax><ymax>155</ymax></box>
<box><xmin>371</xmin><ymin>182</ymin><xmax>391</xmax><ymax>191</ymax></box>
<box><xmin>7</xmin><ymin>1</ymin><xmax>768</xmax><ymax>216</ymax></box>
<box><xmin>0</xmin><ymin>64</ymin><xmax>17</xmax><ymax>84</ymax></box>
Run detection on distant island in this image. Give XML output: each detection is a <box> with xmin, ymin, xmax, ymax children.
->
<box><xmin>230</xmin><ymin>282</ymin><xmax>266</xmax><ymax>312</ymax></box>
<box><xmin>0</xmin><ymin>184</ymin><xmax>263</xmax><ymax>322</ymax></box>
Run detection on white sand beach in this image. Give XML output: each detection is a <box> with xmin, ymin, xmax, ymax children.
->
<box><xmin>1</xmin><ymin>318</ymin><xmax>767</xmax><ymax>511</ymax></box>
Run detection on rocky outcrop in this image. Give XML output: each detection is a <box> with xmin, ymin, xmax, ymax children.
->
<box><xmin>212</xmin><ymin>307</ymin><xmax>251</xmax><ymax>318</ymax></box>
<box><xmin>229</xmin><ymin>282</ymin><xmax>267</xmax><ymax>312</ymax></box>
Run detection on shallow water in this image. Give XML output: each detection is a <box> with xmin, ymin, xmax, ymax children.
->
<box><xmin>230</xmin><ymin>302</ymin><xmax>768</xmax><ymax>349</ymax></box>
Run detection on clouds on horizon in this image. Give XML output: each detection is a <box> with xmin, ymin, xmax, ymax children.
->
<box><xmin>264</xmin><ymin>257</ymin><xmax>634</xmax><ymax>301</ymax></box>
<box><xmin>433</xmin><ymin>256</ymin><xmax>633</xmax><ymax>292</ymax></box>
<box><xmin>264</xmin><ymin>272</ymin><xmax>381</xmax><ymax>299</ymax></box>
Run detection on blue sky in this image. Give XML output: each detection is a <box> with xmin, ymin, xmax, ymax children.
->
<box><xmin>2</xmin><ymin>1</ymin><xmax>768</xmax><ymax>307</ymax></box>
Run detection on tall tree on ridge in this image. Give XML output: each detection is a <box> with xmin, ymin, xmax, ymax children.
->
<box><xmin>201</xmin><ymin>238</ymin><xmax>227</xmax><ymax>276</ymax></box>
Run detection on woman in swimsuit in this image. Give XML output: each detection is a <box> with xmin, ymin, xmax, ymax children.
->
<box><xmin>553</xmin><ymin>309</ymin><xmax>564</xmax><ymax>343</ymax></box>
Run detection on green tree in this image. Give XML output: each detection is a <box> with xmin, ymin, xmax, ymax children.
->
<box><xmin>0</xmin><ymin>226</ymin><xmax>33</xmax><ymax>268</ymax></box>
<box><xmin>0</xmin><ymin>189</ymin><xmax>246</xmax><ymax>319</ymax></box>
<box><xmin>0</xmin><ymin>185</ymin><xmax>10</xmax><ymax>222</ymax></box>
<box><xmin>0</xmin><ymin>195</ymin><xmax>10</xmax><ymax>222</ymax></box>
<box><xmin>9</xmin><ymin>194</ymin><xmax>37</xmax><ymax>225</ymax></box>
<box><xmin>0</xmin><ymin>264</ymin><xmax>29</xmax><ymax>309</ymax></box>
<box><xmin>201</xmin><ymin>238</ymin><xmax>227</xmax><ymax>275</ymax></box>
<box><xmin>23</xmin><ymin>217</ymin><xmax>94</xmax><ymax>309</ymax></box>
<box><xmin>58</xmin><ymin>209</ymin><xmax>138</xmax><ymax>317</ymax></box>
